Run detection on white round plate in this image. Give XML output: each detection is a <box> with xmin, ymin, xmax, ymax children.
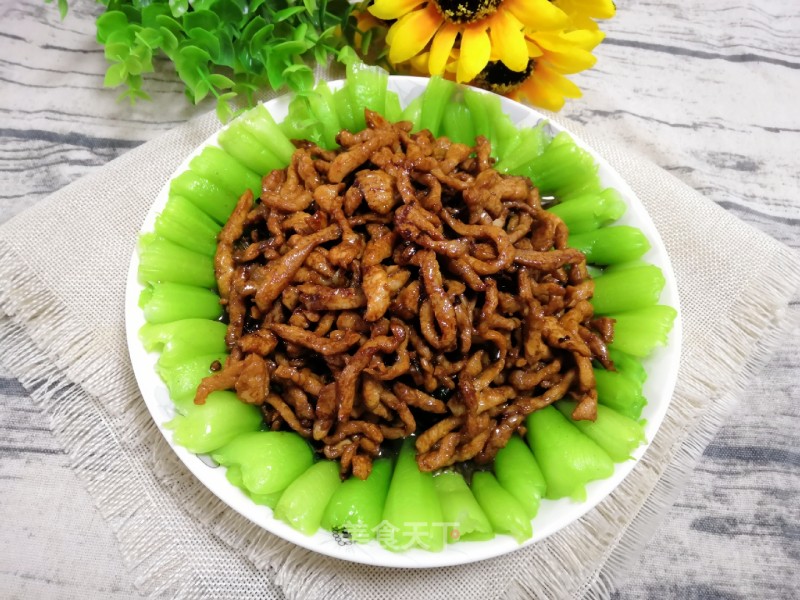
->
<box><xmin>125</xmin><ymin>76</ymin><xmax>682</xmax><ymax>568</ymax></box>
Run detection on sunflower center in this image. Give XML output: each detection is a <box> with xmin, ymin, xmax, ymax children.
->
<box><xmin>471</xmin><ymin>59</ymin><xmax>535</xmax><ymax>95</ymax></box>
<box><xmin>434</xmin><ymin>0</ymin><xmax>504</xmax><ymax>24</ymax></box>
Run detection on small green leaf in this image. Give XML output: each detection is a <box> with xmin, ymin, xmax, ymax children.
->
<box><xmin>216</xmin><ymin>96</ymin><xmax>234</xmax><ymax>123</ymax></box>
<box><xmin>131</xmin><ymin>44</ymin><xmax>154</xmax><ymax>73</ymax></box>
<box><xmin>283</xmin><ymin>64</ymin><xmax>314</xmax><ymax>92</ymax></box>
<box><xmin>239</xmin><ymin>15</ymin><xmax>267</xmax><ymax>44</ymax></box>
<box><xmin>249</xmin><ymin>24</ymin><xmax>275</xmax><ymax>55</ymax></box>
<box><xmin>155</xmin><ymin>14</ymin><xmax>183</xmax><ymax>37</ymax></box>
<box><xmin>193</xmin><ymin>79</ymin><xmax>211</xmax><ymax>104</ymax></box>
<box><xmin>313</xmin><ymin>44</ymin><xmax>328</xmax><ymax>66</ymax></box>
<box><xmin>105</xmin><ymin>27</ymin><xmax>136</xmax><ymax>46</ymax></box>
<box><xmin>96</xmin><ymin>11</ymin><xmax>129</xmax><ymax>44</ymax></box>
<box><xmin>273</xmin><ymin>40</ymin><xmax>310</xmax><ymax>55</ymax></box>
<box><xmin>104</xmin><ymin>42</ymin><xmax>130</xmax><ymax>62</ymax></box>
<box><xmin>360</xmin><ymin>28</ymin><xmax>373</xmax><ymax>55</ymax></box>
<box><xmin>57</xmin><ymin>0</ymin><xmax>68</xmax><ymax>20</ymax></box>
<box><xmin>292</xmin><ymin>22</ymin><xmax>309</xmax><ymax>42</ymax></box>
<box><xmin>265</xmin><ymin>52</ymin><xmax>286</xmax><ymax>90</ymax></box>
<box><xmin>103</xmin><ymin>62</ymin><xmax>127</xmax><ymax>88</ymax></box>
<box><xmin>187</xmin><ymin>28</ymin><xmax>221</xmax><ymax>62</ymax></box>
<box><xmin>183</xmin><ymin>9</ymin><xmax>221</xmax><ymax>33</ymax></box>
<box><xmin>214</xmin><ymin>0</ymin><xmax>246</xmax><ymax>27</ymax></box>
<box><xmin>133</xmin><ymin>88</ymin><xmax>152</xmax><ymax>101</ymax></box>
<box><xmin>179</xmin><ymin>45</ymin><xmax>212</xmax><ymax>65</ymax></box>
<box><xmin>207</xmin><ymin>73</ymin><xmax>235</xmax><ymax>89</ymax></box>
<box><xmin>135</xmin><ymin>27</ymin><xmax>163</xmax><ymax>50</ymax></box>
<box><xmin>273</xmin><ymin>6</ymin><xmax>305</xmax><ymax>22</ymax></box>
<box><xmin>125</xmin><ymin>55</ymin><xmax>145</xmax><ymax>75</ymax></box>
<box><xmin>141</xmin><ymin>4</ymin><xmax>171</xmax><ymax>28</ymax></box>
<box><xmin>159</xmin><ymin>26</ymin><xmax>179</xmax><ymax>53</ymax></box>
<box><xmin>168</xmin><ymin>0</ymin><xmax>189</xmax><ymax>18</ymax></box>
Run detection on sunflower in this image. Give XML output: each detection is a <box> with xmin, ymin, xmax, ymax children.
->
<box><xmin>404</xmin><ymin>22</ymin><xmax>604</xmax><ymax>111</ymax></box>
<box><xmin>369</xmin><ymin>0</ymin><xmax>571</xmax><ymax>84</ymax></box>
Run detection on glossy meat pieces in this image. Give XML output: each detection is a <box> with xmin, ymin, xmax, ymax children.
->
<box><xmin>196</xmin><ymin>109</ymin><xmax>613</xmax><ymax>478</ymax></box>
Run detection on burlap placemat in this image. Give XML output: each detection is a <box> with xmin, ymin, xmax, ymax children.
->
<box><xmin>1</xmin><ymin>106</ymin><xmax>798</xmax><ymax>600</ymax></box>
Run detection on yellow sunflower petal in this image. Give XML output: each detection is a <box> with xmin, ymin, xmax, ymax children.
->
<box><xmin>488</xmin><ymin>11</ymin><xmax>528</xmax><ymax>72</ymax></box>
<box><xmin>562</xmin><ymin>28</ymin><xmax>605</xmax><ymax>51</ymax></box>
<box><xmin>429</xmin><ymin>23</ymin><xmax>459</xmax><ymax>76</ymax></box>
<box><xmin>518</xmin><ymin>74</ymin><xmax>565</xmax><ymax>112</ymax></box>
<box><xmin>554</xmin><ymin>0</ymin><xmax>615</xmax><ymax>20</ymax></box>
<box><xmin>505</xmin><ymin>0</ymin><xmax>569</xmax><ymax>31</ymax></box>
<box><xmin>535</xmin><ymin>62</ymin><xmax>582</xmax><ymax>98</ymax></box>
<box><xmin>369</xmin><ymin>0</ymin><xmax>425</xmax><ymax>20</ymax></box>
<box><xmin>409</xmin><ymin>51</ymin><xmax>431</xmax><ymax>75</ymax></box>
<box><xmin>457</xmin><ymin>25</ymin><xmax>491</xmax><ymax>83</ymax></box>
<box><xmin>566</xmin><ymin>12</ymin><xmax>601</xmax><ymax>32</ymax></box>
<box><xmin>540</xmin><ymin>48</ymin><xmax>596</xmax><ymax>74</ymax></box>
<box><xmin>387</xmin><ymin>4</ymin><xmax>443</xmax><ymax>64</ymax></box>
<box><xmin>525</xmin><ymin>40</ymin><xmax>545</xmax><ymax>58</ymax></box>
<box><xmin>528</xmin><ymin>31</ymin><xmax>575</xmax><ymax>53</ymax></box>
<box><xmin>578</xmin><ymin>0</ymin><xmax>616</xmax><ymax>19</ymax></box>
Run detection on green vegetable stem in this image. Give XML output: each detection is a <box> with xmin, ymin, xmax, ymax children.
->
<box><xmin>526</xmin><ymin>406</ymin><xmax>614</xmax><ymax>501</ymax></box>
<box><xmin>321</xmin><ymin>458</ymin><xmax>394</xmax><ymax>543</ymax></box>
<box><xmin>463</xmin><ymin>89</ymin><xmax>493</xmax><ymax>149</ymax></box>
<box><xmin>418</xmin><ymin>76</ymin><xmax>456</xmax><ymax>138</ymax></box>
<box><xmin>525</xmin><ymin>132</ymin><xmax>601</xmax><ymax>198</ymax></box>
<box><xmin>432</xmin><ymin>470</ymin><xmax>493</xmax><ymax>543</ymax></box>
<box><xmin>470</xmin><ymin>471</ymin><xmax>532</xmax><ymax>543</ymax></box>
<box><xmin>493</xmin><ymin>435</ymin><xmax>547</xmax><ymax>519</ymax></box>
<box><xmin>169</xmin><ymin>171</ymin><xmax>237</xmax><ymax>224</ymax></box>
<box><xmin>138</xmin><ymin>233</ymin><xmax>216</xmax><ymax>288</ymax></box>
<box><xmin>189</xmin><ymin>146</ymin><xmax>261</xmax><ymax>198</ymax></box>
<box><xmin>274</xmin><ymin>461</ymin><xmax>342</xmax><ymax>535</ymax></box>
<box><xmin>547</xmin><ymin>188</ymin><xmax>627</xmax><ymax>234</ymax></box>
<box><xmin>400</xmin><ymin>95</ymin><xmax>423</xmax><ymax>132</ymax></box>
<box><xmin>139</xmin><ymin>282</ymin><xmax>223</xmax><ymax>324</ymax></box>
<box><xmin>212</xmin><ymin>431</ymin><xmax>315</xmax><ymax>496</ymax></box>
<box><xmin>238</xmin><ymin>104</ymin><xmax>297</xmax><ymax>166</ymax></box>
<box><xmin>442</xmin><ymin>102</ymin><xmax>475</xmax><ymax>146</ymax></box>
<box><xmin>156</xmin><ymin>352</ymin><xmax>228</xmax><ymax>409</ymax></box>
<box><xmin>225</xmin><ymin>464</ymin><xmax>284</xmax><ymax>508</ymax></box>
<box><xmin>139</xmin><ymin>318</ymin><xmax>227</xmax><ymax>363</ymax></box>
<box><xmin>608</xmin><ymin>305</ymin><xmax>678</xmax><ymax>357</ymax></box>
<box><xmin>594</xmin><ymin>368</ymin><xmax>647</xmax><ymax>420</ymax></box>
<box><xmin>164</xmin><ymin>390</ymin><xmax>262</xmax><ymax>453</ymax></box>
<box><xmin>305</xmin><ymin>81</ymin><xmax>343</xmax><ymax>150</ymax></box>
<box><xmin>591</xmin><ymin>264</ymin><xmax>666</xmax><ymax>314</ymax></box>
<box><xmin>381</xmin><ymin>438</ymin><xmax>445</xmax><ymax>552</ymax></box>
<box><xmin>495</xmin><ymin>124</ymin><xmax>548</xmax><ymax>174</ymax></box>
<box><xmin>594</xmin><ymin>338</ymin><xmax>650</xmax><ymax>422</ymax></box>
<box><xmin>347</xmin><ymin>60</ymin><xmax>389</xmax><ymax>132</ymax></box>
<box><xmin>218</xmin><ymin>123</ymin><xmax>286</xmax><ymax>176</ymax></box>
<box><xmin>556</xmin><ymin>401</ymin><xmax>647</xmax><ymax>462</ymax></box>
<box><xmin>568</xmin><ymin>226</ymin><xmax>651</xmax><ymax>265</ymax></box>
<box><xmin>154</xmin><ymin>194</ymin><xmax>222</xmax><ymax>256</ymax></box>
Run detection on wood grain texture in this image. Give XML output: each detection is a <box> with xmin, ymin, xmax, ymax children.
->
<box><xmin>0</xmin><ymin>0</ymin><xmax>797</xmax><ymax>598</ymax></box>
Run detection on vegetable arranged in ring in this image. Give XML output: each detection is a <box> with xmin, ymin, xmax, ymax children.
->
<box><xmin>137</xmin><ymin>65</ymin><xmax>676</xmax><ymax>552</ymax></box>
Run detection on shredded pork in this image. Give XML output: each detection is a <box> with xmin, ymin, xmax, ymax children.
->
<box><xmin>195</xmin><ymin>109</ymin><xmax>614</xmax><ymax>479</ymax></box>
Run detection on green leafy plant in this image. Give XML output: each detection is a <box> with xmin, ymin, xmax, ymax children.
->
<box><xmin>48</xmin><ymin>0</ymin><xmax>381</xmax><ymax>121</ymax></box>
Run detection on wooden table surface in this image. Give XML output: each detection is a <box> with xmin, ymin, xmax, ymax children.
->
<box><xmin>1</xmin><ymin>1</ymin><xmax>798</xmax><ymax>598</ymax></box>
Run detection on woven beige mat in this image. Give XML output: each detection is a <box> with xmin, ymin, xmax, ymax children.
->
<box><xmin>1</xmin><ymin>107</ymin><xmax>798</xmax><ymax>600</ymax></box>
